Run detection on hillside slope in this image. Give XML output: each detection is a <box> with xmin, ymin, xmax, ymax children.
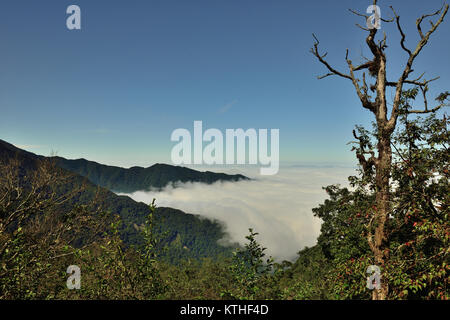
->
<box><xmin>0</xmin><ymin>139</ymin><xmax>236</xmax><ymax>262</ymax></box>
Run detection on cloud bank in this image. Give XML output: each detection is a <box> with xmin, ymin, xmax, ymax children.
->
<box><xmin>122</xmin><ymin>166</ymin><xmax>356</xmax><ymax>262</ymax></box>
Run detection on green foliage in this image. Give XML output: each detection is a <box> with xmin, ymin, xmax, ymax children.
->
<box><xmin>161</xmin><ymin>258</ymin><xmax>234</xmax><ymax>299</ymax></box>
<box><xmin>70</xmin><ymin>203</ymin><xmax>167</xmax><ymax>299</ymax></box>
<box><xmin>222</xmin><ymin>229</ymin><xmax>281</xmax><ymax>300</ymax></box>
<box><xmin>279</xmin><ymin>246</ymin><xmax>332</xmax><ymax>300</ymax></box>
<box><xmin>385</xmin><ymin>111</ymin><xmax>449</xmax><ymax>299</ymax></box>
<box><xmin>307</xmin><ymin>110</ymin><xmax>449</xmax><ymax>300</ymax></box>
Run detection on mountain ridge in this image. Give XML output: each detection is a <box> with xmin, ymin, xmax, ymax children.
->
<box><xmin>0</xmin><ymin>138</ymin><xmax>237</xmax><ymax>262</ymax></box>
<box><xmin>0</xmin><ymin>139</ymin><xmax>249</xmax><ymax>193</ymax></box>
<box><xmin>51</xmin><ymin>156</ymin><xmax>249</xmax><ymax>193</ymax></box>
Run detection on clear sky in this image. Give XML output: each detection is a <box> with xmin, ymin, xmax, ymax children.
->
<box><xmin>1</xmin><ymin>0</ymin><xmax>449</xmax><ymax>168</ymax></box>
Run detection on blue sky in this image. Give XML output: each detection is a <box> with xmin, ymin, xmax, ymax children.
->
<box><xmin>0</xmin><ymin>0</ymin><xmax>449</xmax><ymax>168</ymax></box>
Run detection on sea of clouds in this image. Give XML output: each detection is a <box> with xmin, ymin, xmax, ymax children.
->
<box><xmin>121</xmin><ymin>166</ymin><xmax>356</xmax><ymax>262</ymax></box>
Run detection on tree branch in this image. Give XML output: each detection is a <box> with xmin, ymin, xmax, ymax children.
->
<box><xmin>388</xmin><ymin>4</ymin><xmax>449</xmax><ymax>131</ymax></box>
<box><xmin>352</xmin><ymin>129</ymin><xmax>378</xmax><ymax>175</ymax></box>
<box><xmin>390</xmin><ymin>6</ymin><xmax>412</xmax><ymax>56</ymax></box>
<box><xmin>407</xmin><ymin>91</ymin><xmax>449</xmax><ymax>114</ymax></box>
<box><xmin>310</xmin><ymin>34</ymin><xmax>352</xmax><ymax>81</ymax></box>
<box><xmin>347</xmin><ymin>52</ymin><xmax>376</xmax><ymax>113</ymax></box>
<box><xmin>416</xmin><ymin>5</ymin><xmax>446</xmax><ymax>39</ymax></box>
<box><xmin>386</xmin><ymin>76</ymin><xmax>440</xmax><ymax>87</ymax></box>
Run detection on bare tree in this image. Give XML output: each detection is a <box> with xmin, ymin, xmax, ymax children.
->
<box><xmin>311</xmin><ymin>0</ymin><xmax>449</xmax><ymax>299</ymax></box>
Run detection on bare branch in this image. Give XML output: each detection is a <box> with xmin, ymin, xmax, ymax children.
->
<box><xmin>352</xmin><ymin>129</ymin><xmax>378</xmax><ymax>174</ymax></box>
<box><xmin>388</xmin><ymin>4</ymin><xmax>449</xmax><ymax>131</ymax></box>
<box><xmin>421</xmin><ymin>85</ymin><xmax>429</xmax><ymax>111</ymax></box>
<box><xmin>362</xmin><ymin>72</ymin><xmax>369</xmax><ymax>98</ymax></box>
<box><xmin>317</xmin><ymin>72</ymin><xmax>336</xmax><ymax>80</ymax></box>
<box><xmin>356</xmin><ymin>23</ymin><xmax>371</xmax><ymax>32</ymax></box>
<box><xmin>347</xmin><ymin>53</ymin><xmax>376</xmax><ymax>113</ymax></box>
<box><xmin>406</xmin><ymin>90</ymin><xmax>449</xmax><ymax>115</ymax></box>
<box><xmin>349</xmin><ymin>8</ymin><xmax>369</xmax><ymax>19</ymax></box>
<box><xmin>311</xmin><ymin>34</ymin><xmax>352</xmax><ymax>81</ymax></box>
<box><xmin>349</xmin><ymin>6</ymin><xmax>393</xmax><ymax>23</ymax></box>
<box><xmin>354</xmin><ymin>61</ymin><xmax>374</xmax><ymax>71</ymax></box>
<box><xmin>390</xmin><ymin>6</ymin><xmax>412</xmax><ymax>56</ymax></box>
<box><xmin>379</xmin><ymin>32</ymin><xmax>388</xmax><ymax>50</ymax></box>
<box><xmin>386</xmin><ymin>76</ymin><xmax>440</xmax><ymax>87</ymax></box>
<box><xmin>416</xmin><ymin>5</ymin><xmax>445</xmax><ymax>39</ymax></box>
<box><xmin>407</xmin><ymin>104</ymin><xmax>447</xmax><ymax>114</ymax></box>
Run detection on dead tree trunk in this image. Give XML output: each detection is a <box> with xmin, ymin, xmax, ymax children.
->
<box><xmin>372</xmin><ymin>131</ymin><xmax>391</xmax><ymax>300</ymax></box>
<box><xmin>311</xmin><ymin>0</ymin><xmax>448</xmax><ymax>300</ymax></box>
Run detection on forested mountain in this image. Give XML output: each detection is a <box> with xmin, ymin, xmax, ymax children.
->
<box><xmin>0</xmin><ymin>139</ymin><xmax>236</xmax><ymax>263</ymax></box>
<box><xmin>51</xmin><ymin>156</ymin><xmax>248</xmax><ymax>193</ymax></box>
<box><xmin>0</xmin><ymin>139</ymin><xmax>248</xmax><ymax>194</ymax></box>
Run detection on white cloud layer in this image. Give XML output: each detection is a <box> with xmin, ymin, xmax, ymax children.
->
<box><xmin>121</xmin><ymin>166</ymin><xmax>356</xmax><ymax>262</ymax></box>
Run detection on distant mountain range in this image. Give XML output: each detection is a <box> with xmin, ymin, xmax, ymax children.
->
<box><xmin>0</xmin><ymin>139</ymin><xmax>248</xmax><ymax>194</ymax></box>
<box><xmin>0</xmin><ymin>139</ymin><xmax>243</xmax><ymax>263</ymax></box>
<box><xmin>51</xmin><ymin>157</ymin><xmax>249</xmax><ymax>193</ymax></box>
